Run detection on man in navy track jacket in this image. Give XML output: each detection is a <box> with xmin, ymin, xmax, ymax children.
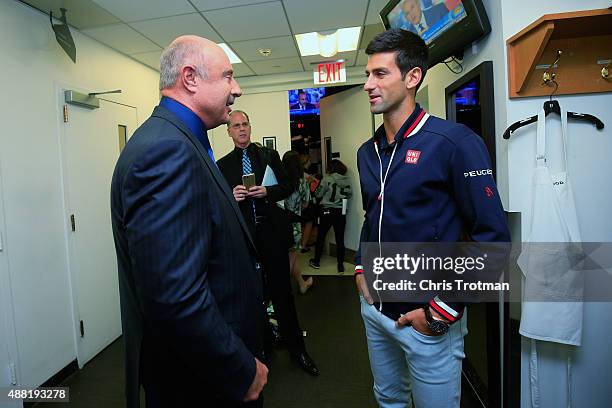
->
<box><xmin>354</xmin><ymin>29</ymin><xmax>510</xmax><ymax>408</ymax></box>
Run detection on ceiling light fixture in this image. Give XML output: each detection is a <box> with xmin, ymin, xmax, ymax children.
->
<box><xmin>295</xmin><ymin>26</ymin><xmax>361</xmax><ymax>58</ymax></box>
<box><xmin>218</xmin><ymin>43</ymin><xmax>242</xmax><ymax>64</ymax></box>
<box><xmin>317</xmin><ymin>30</ymin><xmax>337</xmax><ymax>57</ymax></box>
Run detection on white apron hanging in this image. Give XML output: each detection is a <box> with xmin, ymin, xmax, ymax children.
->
<box><xmin>517</xmin><ymin>108</ymin><xmax>584</xmax><ymax>408</ymax></box>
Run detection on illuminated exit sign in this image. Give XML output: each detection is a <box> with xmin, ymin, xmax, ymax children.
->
<box><xmin>314</xmin><ymin>61</ymin><xmax>346</xmax><ymax>85</ymax></box>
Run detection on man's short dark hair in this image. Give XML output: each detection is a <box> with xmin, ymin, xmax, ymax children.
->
<box><xmin>365</xmin><ymin>28</ymin><xmax>429</xmax><ymax>91</ymax></box>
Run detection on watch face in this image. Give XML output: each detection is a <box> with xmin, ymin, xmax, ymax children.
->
<box><xmin>424</xmin><ymin>306</ymin><xmax>449</xmax><ymax>335</ymax></box>
<box><xmin>430</xmin><ymin>320</ymin><xmax>449</xmax><ymax>335</ymax></box>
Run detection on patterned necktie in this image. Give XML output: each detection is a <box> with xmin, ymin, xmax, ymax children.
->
<box><xmin>242</xmin><ymin>149</ymin><xmax>257</xmax><ymax>221</ymax></box>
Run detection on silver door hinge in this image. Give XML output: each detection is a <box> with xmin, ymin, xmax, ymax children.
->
<box><xmin>63</xmin><ymin>105</ymin><xmax>68</xmax><ymax>123</ymax></box>
<box><xmin>70</xmin><ymin>214</ymin><xmax>76</xmax><ymax>232</ymax></box>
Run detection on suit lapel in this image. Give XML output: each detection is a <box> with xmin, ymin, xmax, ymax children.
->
<box><xmin>152</xmin><ymin>106</ymin><xmax>257</xmax><ymax>253</ymax></box>
<box><xmin>252</xmin><ymin>145</ymin><xmax>266</xmax><ymax>185</ymax></box>
<box><xmin>233</xmin><ymin>149</ymin><xmax>244</xmax><ymax>185</ymax></box>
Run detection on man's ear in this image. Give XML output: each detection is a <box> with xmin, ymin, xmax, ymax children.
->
<box><xmin>180</xmin><ymin>65</ymin><xmax>198</xmax><ymax>93</ymax></box>
<box><xmin>404</xmin><ymin>67</ymin><xmax>423</xmax><ymax>92</ymax></box>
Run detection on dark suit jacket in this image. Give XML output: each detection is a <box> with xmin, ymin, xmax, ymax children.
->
<box><xmin>111</xmin><ymin>106</ymin><xmax>264</xmax><ymax>407</ymax></box>
<box><xmin>217</xmin><ymin>144</ymin><xmax>294</xmax><ymax>248</ymax></box>
<box><xmin>290</xmin><ymin>102</ymin><xmax>316</xmax><ymax>111</ymax></box>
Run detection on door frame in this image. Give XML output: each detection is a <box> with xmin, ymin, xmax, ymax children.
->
<box><xmin>0</xmin><ymin>155</ymin><xmax>21</xmax><ymax>395</ymax></box>
<box><xmin>56</xmin><ymin>82</ymin><xmax>83</xmax><ymax>367</ymax></box>
<box><xmin>445</xmin><ymin>60</ymin><xmax>496</xmax><ymax>179</ymax></box>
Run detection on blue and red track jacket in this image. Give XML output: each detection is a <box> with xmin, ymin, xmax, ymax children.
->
<box><xmin>355</xmin><ymin>105</ymin><xmax>510</xmax><ymax>323</ymax></box>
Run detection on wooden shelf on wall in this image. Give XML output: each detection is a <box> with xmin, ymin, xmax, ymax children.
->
<box><xmin>507</xmin><ymin>8</ymin><xmax>612</xmax><ymax>98</ymax></box>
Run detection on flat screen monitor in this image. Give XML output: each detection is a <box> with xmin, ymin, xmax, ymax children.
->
<box><xmin>380</xmin><ymin>0</ymin><xmax>490</xmax><ymax>67</ymax></box>
<box><xmin>288</xmin><ymin>87</ymin><xmax>326</xmax><ymax>116</ymax></box>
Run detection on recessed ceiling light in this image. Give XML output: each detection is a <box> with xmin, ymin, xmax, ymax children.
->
<box><xmin>218</xmin><ymin>43</ymin><xmax>242</xmax><ymax>64</ymax></box>
<box><xmin>258</xmin><ymin>48</ymin><xmax>272</xmax><ymax>57</ymax></box>
<box><xmin>295</xmin><ymin>27</ymin><xmax>361</xmax><ymax>57</ymax></box>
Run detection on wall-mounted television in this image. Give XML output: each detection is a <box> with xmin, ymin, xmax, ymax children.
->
<box><xmin>288</xmin><ymin>87</ymin><xmax>326</xmax><ymax>116</ymax></box>
<box><xmin>379</xmin><ymin>0</ymin><xmax>491</xmax><ymax>67</ymax></box>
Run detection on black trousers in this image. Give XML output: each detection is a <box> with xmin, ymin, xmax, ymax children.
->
<box><xmin>313</xmin><ymin>207</ymin><xmax>346</xmax><ymax>265</ymax></box>
<box><xmin>255</xmin><ymin>223</ymin><xmax>305</xmax><ymax>356</ymax></box>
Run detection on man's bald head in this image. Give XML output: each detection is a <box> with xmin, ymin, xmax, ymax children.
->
<box><xmin>158</xmin><ymin>35</ymin><xmax>242</xmax><ymax>129</ymax></box>
<box><xmin>159</xmin><ymin>35</ymin><xmax>225</xmax><ymax>90</ymax></box>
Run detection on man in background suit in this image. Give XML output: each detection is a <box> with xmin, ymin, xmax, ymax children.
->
<box><xmin>290</xmin><ymin>90</ymin><xmax>316</xmax><ymax>111</ymax></box>
<box><xmin>111</xmin><ymin>36</ymin><xmax>267</xmax><ymax>408</ymax></box>
<box><xmin>217</xmin><ymin>110</ymin><xmax>319</xmax><ymax>376</ymax></box>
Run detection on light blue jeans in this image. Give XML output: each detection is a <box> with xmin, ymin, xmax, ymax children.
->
<box><xmin>360</xmin><ymin>296</ymin><xmax>467</xmax><ymax>408</ymax></box>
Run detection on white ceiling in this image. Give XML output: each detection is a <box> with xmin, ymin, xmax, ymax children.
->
<box><xmin>20</xmin><ymin>0</ymin><xmax>388</xmax><ymax>77</ymax></box>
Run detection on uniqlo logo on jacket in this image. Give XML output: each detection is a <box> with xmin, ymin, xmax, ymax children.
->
<box><xmin>405</xmin><ymin>150</ymin><xmax>421</xmax><ymax>164</ymax></box>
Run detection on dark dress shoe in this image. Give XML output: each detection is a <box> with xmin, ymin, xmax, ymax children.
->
<box><xmin>293</xmin><ymin>352</ymin><xmax>319</xmax><ymax>376</ymax></box>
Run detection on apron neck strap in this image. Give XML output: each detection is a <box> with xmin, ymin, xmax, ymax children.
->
<box><xmin>536</xmin><ymin>106</ymin><xmax>568</xmax><ymax>168</ymax></box>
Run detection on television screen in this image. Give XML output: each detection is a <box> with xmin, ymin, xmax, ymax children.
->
<box><xmin>288</xmin><ymin>88</ymin><xmax>326</xmax><ymax>116</ymax></box>
<box><xmin>380</xmin><ymin>0</ymin><xmax>490</xmax><ymax>67</ymax></box>
<box><xmin>452</xmin><ymin>79</ymin><xmax>481</xmax><ymax>136</ymax></box>
<box><xmin>386</xmin><ymin>0</ymin><xmax>466</xmax><ymax>45</ymax></box>
<box><xmin>454</xmin><ymin>80</ymin><xmax>478</xmax><ymax>107</ymax></box>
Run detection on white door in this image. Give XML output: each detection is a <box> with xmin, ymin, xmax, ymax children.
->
<box><xmin>61</xmin><ymin>98</ymin><xmax>137</xmax><ymax>366</ymax></box>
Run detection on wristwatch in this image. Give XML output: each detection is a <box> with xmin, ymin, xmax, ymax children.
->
<box><xmin>423</xmin><ymin>305</ymin><xmax>450</xmax><ymax>335</ymax></box>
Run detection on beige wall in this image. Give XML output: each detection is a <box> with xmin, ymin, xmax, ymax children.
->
<box><xmin>210</xmin><ymin>91</ymin><xmax>292</xmax><ymax>160</ymax></box>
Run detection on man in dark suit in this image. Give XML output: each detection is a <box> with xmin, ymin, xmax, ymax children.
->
<box><xmin>290</xmin><ymin>90</ymin><xmax>316</xmax><ymax>111</ymax></box>
<box><xmin>399</xmin><ymin>0</ymin><xmax>449</xmax><ymax>35</ymax></box>
<box><xmin>217</xmin><ymin>110</ymin><xmax>319</xmax><ymax>377</ymax></box>
<box><xmin>111</xmin><ymin>35</ymin><xmax>268</xmax><ymax>408</ymax></box>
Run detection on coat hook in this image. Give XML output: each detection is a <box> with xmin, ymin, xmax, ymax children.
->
<box><xmin>542</xmin><ymin>50</ymin><xmax>562</xmax><ymax>85</ymax></box>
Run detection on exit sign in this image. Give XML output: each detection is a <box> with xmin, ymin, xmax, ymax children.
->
<box><xmin>314</xmin><ymin>61</ymin><xmax>346</xmax><ymax>85</ymax></box>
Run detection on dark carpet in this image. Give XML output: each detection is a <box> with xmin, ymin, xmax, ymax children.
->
<box><xmin>37</xmin><ymin>276</ymin><xmax>482</xmax><ymax>407</ymax></box>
